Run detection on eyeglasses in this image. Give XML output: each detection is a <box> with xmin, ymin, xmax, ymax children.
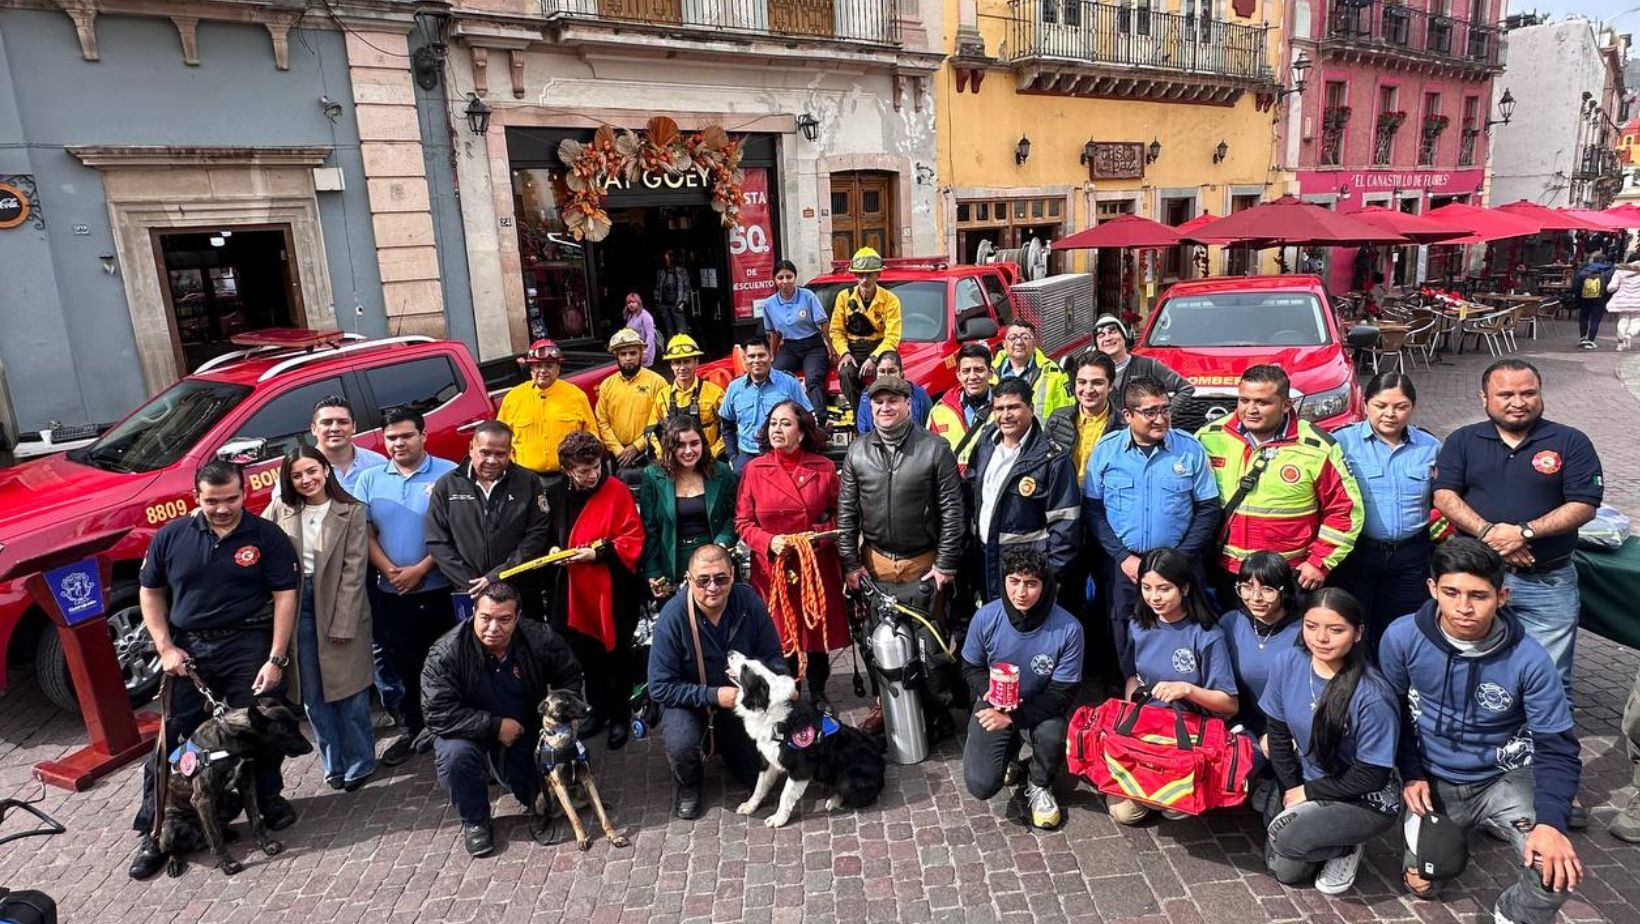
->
<box><xmin>692</xmin><ymin>573</ymin><xmax>732</xmax><ymax>588</ymax></box>
<box><xmin>1096</xmin><ymin>325</ymin><xmax>1123</xmax><ymax>336</ymax></box>
<box><xmin>1004</xmin><ymin>332</ymin><xmax>1033</xmax><ymax>342</ymax></box>
<box><xmin>1235</xmin><ymin>582</ymin><xmax>1280</xmax><ymax>600</ymax></box>
<box><xmin>1127</xmin><ymin>405</ymin><xmax>1171</xmax><ymax>420</ymax></box>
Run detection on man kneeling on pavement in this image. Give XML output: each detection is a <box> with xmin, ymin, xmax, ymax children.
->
<box><xmin>422</xmin><ymin>582</ymin><xmax>584</xmax><ymax>858</ymax></box>
<box><xmin>647</xmin><ymin>543</ymin><xmax>787</xmax><ymax>820</ymax></box>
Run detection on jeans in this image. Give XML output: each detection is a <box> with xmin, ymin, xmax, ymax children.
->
<box><xmin>774</xmin><ymin>335</ymin><xmax>830</xmax><ymax>423</ymax></box>
<box><xmin>1263</xmin><ymin>797</ymin><xmax>1396</xmax><ymax>884</ymax></box>
<box><xmin>366</xmin><ymin>576</ymin><xmax>404</xmax><ymax>712</ymax></box>
<box><xmin>658</xmin><ymin>304</ymin><xmax>689</xmax><ymax>338</ymax></box>
<box><xmin>1330</xmin><ymin>534</ymin><xmax>1435</xmax><ymax>663</ymax></box>
<box><xmin>132</xmin><ymin>628</ymin><xmax>287</xmax><ymax>833</ymax></box>
<box><xmin>376</xmin><ymin>588</ymin><xmax>456</xmax><ymax>735</ymax></box>
<box><xmin>297</xmin><ymin>580</ymin><xmax>377</xmax><ymax>783</ymax></box>
<box><xmin>433</xmin><ymin>736</ymin><xmax>537</xmax><ymax>826</ymax></box>
<box><xmin>1577</xmin><ymin>298</ymin><xmax>1606</xmax><ymax>341</ymax></box>
<box><xmin>660</xmin><ymin>706</ymin><xmax>762</xmax><ymax>790</ymax></box>
<box><xmin>1503</xmin><ymin>564</ymin><xmax>1579</xmax><ymax>697</ymax></box>
<box><xmin>1403</xmin><ymin>768</ymin><xmax>1566</xmax><ymax>924</ymax></box>
<box><xmin>1623</xmin><ymin>663</ymin><xmax>1640</xmax><ymax>791</ymax></box>
<box><xmin>963</xmin><ymin>712</ymin><xmax>1068</xmax><ymax>797</ymax></box>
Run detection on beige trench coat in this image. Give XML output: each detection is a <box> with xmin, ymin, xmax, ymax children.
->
<box><xmin>265</xmin><ymin>498</ymin><xmax>372</xmax><ymax>704</ymax></box>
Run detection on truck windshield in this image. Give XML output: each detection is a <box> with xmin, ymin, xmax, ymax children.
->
<box><xmin>1146</xmin><ymin>292</ymin><xmax>1329</xmax><ymax>348</ymax></box>
<box><xmin>809</xmin><ymin>281</ymin><xmax>949</xmax><ymax>342</ymax></box>
<box><xmin>69</xmin><ymin>379</ymin><xmax>251</xmax><ymax>474</ymax></box>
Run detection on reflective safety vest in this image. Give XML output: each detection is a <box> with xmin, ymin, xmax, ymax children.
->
<box><xmin>1196</xmin><ymin>415</ymin><xmax>1364</xmax><ymax>576</ymax></box>
<box><xmin>926</xmin><ymin>387</ymin><xmax>990</xmax><ymax>472</ymax></box>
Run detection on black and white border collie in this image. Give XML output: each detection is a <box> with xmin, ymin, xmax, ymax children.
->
<box><xmin>724</xmin><ymin>651</ymin><xmax>887</xmax><ymax>827</ymax></box>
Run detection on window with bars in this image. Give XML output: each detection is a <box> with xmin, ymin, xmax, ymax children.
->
<box><xmin>1458</xmin><ymin>96</ymin><xmax>1480</xmax><ymax>166</ymax></box>
<box><xmin>1373</xmin><ymin>85</ymin><xmax>1401</xmax><ymax>166</ymax></box>
<box><xmin>1418</xmin><ymin>92</ymin><xmax>1442</xmax><ymax>166</ymax></box>
<box><xmin>1321</xmin><ymin>80</ymin><xmax>1349</xmax><ymax>167</ymax></box>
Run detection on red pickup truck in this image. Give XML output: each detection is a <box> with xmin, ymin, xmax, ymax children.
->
<box><xmin>0</xmin><ymin>332</ymin><xmax>495</xmax><ymax>711</ymax></box>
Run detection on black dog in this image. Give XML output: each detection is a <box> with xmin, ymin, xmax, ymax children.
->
<box><xmin>536</xmin><ymin>689</ymin><xmax>630</xmax><ymax>851</ymax></box>
<box><xmin>156</xmin><ymin>698</ymin><xmax>313</xmax><ymax>876</ymax></box>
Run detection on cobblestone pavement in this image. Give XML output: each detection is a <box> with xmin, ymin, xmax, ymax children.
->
<box><xmin>1</xmin><ymin>339</ymin><xmax>1637</xmax><ymax>924</ymax></box>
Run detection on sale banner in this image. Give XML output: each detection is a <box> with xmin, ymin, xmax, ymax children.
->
<box><xmin>730</xmin><ymin>168</ymin><xmax>776</xmax><ymax>320</ymax></box>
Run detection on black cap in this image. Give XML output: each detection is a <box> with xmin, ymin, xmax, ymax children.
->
<box><xmin>867</xmin><ymin>374</ymin><xmax>912</xmax><ymax>399</ymax></box>
<box><xmin>1405</xmin><ymin>812</ymin><xmax>1469</xmax><ymax>881</ymax></box>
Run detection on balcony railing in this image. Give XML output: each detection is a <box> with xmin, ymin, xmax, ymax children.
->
<box><xmin>1005</xmin><ymin>0</ymin><xmax>1271</xmax><ymax>82</ymax></box>
<box><xmin>541</xmin><ymin>0</ymin><xmax>899</xmax><ymax>45</ymax></box>
<box><xmin>1324</xmin><ymin>0</ymin><xmax>1500</xmax><ymax>69</ymax></box>
<box><xmin>1458</xmin><ymin>126</ymin><xmax>1478</xmax><ymax>166</ymax></box>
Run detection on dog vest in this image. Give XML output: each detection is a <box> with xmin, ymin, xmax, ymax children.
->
<box><xmin>537</xmin><ymin>727</ymin><xmax>589</xmax><ymax>772</ymax></box>
<box><xmin>168</xmin><ymin>741</ymin><xmax>230</xmax><ymax>778</ymax></box>
<box><xmin>783</xmin><ymin>715</ymin><xmax>842</xmax><ymax>750</ymax></box>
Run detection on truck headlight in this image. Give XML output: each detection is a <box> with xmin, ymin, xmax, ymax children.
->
<box><xmin>1297</xmin><ymin>384</ymin><xmax>1352</xmax><ymax>422</ymax></box>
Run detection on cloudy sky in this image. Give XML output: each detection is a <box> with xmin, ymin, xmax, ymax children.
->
<box><xmin>1519</xmin><ymin>0</ymin><xmax>1640</xmax><ymax>24</ymax></box>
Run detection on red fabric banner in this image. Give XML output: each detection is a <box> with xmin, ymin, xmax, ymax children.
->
<box><xmin>730</xmin><ymin>168</ymin><xmax>776</xmax><ymax>320</ymax></box>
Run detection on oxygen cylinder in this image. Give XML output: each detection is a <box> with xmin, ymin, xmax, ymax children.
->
<box><xmin>869</xmin><ymin>612</ymin><xmax>928</xmax><ymax>765</ymax></box>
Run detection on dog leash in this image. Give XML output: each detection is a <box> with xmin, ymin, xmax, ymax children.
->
<box><xmin>146</xmin><ymin>663</ymin><xmax>229</xmax><ymax>841</ymax></box>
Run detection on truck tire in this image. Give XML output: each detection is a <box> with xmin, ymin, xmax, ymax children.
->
<box><xmin>34</xmin><ymin>580</ymin><xmax>162</xmax><ymax>712</ymax></box>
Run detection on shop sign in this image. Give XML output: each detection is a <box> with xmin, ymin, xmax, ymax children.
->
<box><xmin>0</xmin><ymin>178</ymin><xmax>35</xmax><ymax>231</ymax></box>
<box><xmin>730</xmin><ymin>168</ymin><xmax>775</xmax><ymax>320</ymax></box>
<box><xmin>1086</xmin><ymin>143</ymin><xmax>1145</xmax><ymax>181</ymax></box>
<box><xmin>601</xmin><ymin>165</ymin><xmax>714</xmax><ymax>194</ymax></box>
<box><xmin>1349</xmin><ymin>171</ymin><xmax>1452</xmax><ymax>190</ymax></box>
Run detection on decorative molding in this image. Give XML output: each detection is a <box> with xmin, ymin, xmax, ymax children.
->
<box><xmin>471</xmin><ymin>47</ymin><xmax>489</xmax><ymax>97</ymax></box>
<box><xmin>266</xmin><ymin>12</ymin><xmax>299</xmax><ymax>71</ymax></box>
<box><xmin>172</xmin><ymin>15</ymin><xmax>200</xmax><ymax>66</ymax></box>
<box><xmin>509</xmin><ymin>49</ymin><xmax>526</xmax><ymax>99</ymax></box>
<box><xmin>55</xmin><ymin>0</ymin><xmax>100</xmax><ymax>61</ymax></box>
<box><xmin>68</xmin><ymin>145</ymin><xmax>333</xmax><ymax>168</ymax></box>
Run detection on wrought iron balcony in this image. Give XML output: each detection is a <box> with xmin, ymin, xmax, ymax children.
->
<box><xmin>1004</xmin><ymin>0</ymin><xmax>1272</xmax><ymax>103</ymax></box>
<box><xmin>540</xmin><ymin>0</ymin><xmax>899</xmax><ymax>45</ymax></box>
<box><xmin>1322</xmin><ymin>0</ymin><xmax>1500</xmax><ymax>72</ymax></box>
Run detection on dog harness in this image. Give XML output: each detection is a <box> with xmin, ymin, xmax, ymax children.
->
<box><xmin>783</xmin><ymin>715</ymin><xmax>842</xmax><ymax>751</ymax></box>
<box><xmin>536</xmin><ymin>725</ymin><xmax>589</xmax><ymax>772</ymax></box>
<box><xmin>168</xmin><ymin>741</ymin><xmax>230</xmax><ymax>779</ymax></box>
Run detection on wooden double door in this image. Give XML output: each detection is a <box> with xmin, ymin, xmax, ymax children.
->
<box><xmin>830</xmin><ymin>172</ymin><xmax>896</xmax><ymax>262</ymax></box>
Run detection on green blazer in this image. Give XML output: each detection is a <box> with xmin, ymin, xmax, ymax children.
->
<box><xmin>638</xmin><ymin>462</ymin><xmax>738</xmax><ymax>584</ymax></box>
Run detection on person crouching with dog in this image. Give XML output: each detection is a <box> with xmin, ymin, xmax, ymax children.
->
<box><xmin>128</xmin><ymin>460</ymin><xmax>301</xmax><ymax>880</ymax></box>
<box><xmin>421</xmin><ymin>582</ymin><xmax>583</xmax><ymax>858</ymax></box>
<box><xmin>961</xmin><ymin>549</ymin><xmax>1083</xmax><ymax>831</ymax></box>
<box><xmin>648</xmin><ymin>544</ymin><xmax>787</xmax><ymax>820</ymax></box>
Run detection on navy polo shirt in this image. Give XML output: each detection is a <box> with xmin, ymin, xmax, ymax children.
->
<box><xmin>139</xmin><ymin>512</ymin><xmax>299</xmax><ymax>631</ymax></box>
<box><xmin>475</xmin><ymin>647</ymin><xmax>529</xmax><ymax>726</ymax></box>
<box><xmin>1433</xmin><ymin>419</ymin><xmax>1602</xmax><ymax>562</ymax></box>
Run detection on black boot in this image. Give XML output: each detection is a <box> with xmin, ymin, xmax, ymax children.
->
<box><xmin>128</xmin><ymin>835</ymin><xmax>165</xmax><ymax>879</ymax></box>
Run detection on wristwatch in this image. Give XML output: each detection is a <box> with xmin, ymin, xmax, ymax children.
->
<box><xmin>1519</xmin><ymin>524</ymin><xmax>1537</xmax><ymax>541</ymax></box>
<box><xmin>267</xmin><ymin>654</ymin><xmax>291</xmax><ymax>670</ymax></box>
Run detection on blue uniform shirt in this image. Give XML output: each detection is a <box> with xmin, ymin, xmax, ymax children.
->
<box><xmin>1334</xmin><ymin>422</ymin><xmax>1441</xmax><ymax>542</ymax></box>
<box><xmin>761</xmin><ymin>288</ymin><xmax>828</xmax><ymax>341</ymax></box>
<box><xmin>1221</xmin><ymin>609</ymin><xmax>1303</xmax><ymax>723</ymax></box>
<box><xmin>1125</xmin><ymin>615</ymin><xmax>1237</xmax><ymax>698</ymax></box>
<box><xmin>1258</xmin><ymin>648</ymin><xmax>1400</xmax><ymax>782</ymax></box>
<box><xmin>474</xmin><ymin>648</ymin><xmax>530</xmax><ymax>725</ymax></box>
<box><xmin>1432</xmin><ymin>419</ymin><xmax>1602</xmax><ymax>562</ymax></box>
<box><xmin>962</xmin><ymin>599</ymin><xmax>1084</xmax><ymax>702</ymax></box>
<box><xmin>1378</xmin><ymin>609</ymin><xmax>1574</xmax><ymax>784</ymax></box>
<box><xmin>719</xmin><ymin>371</ymin><xmax>812</xmax><ymax>456</ymax></box>
<box><xmin>352</xmin><ymin>453</ymin><xmax>458</xmax><ymax>593</ymax></box>
<box><xmin>1084</xmin><ymin>428</ymin><xmax>1219</xmax><ymax>554</ymax></box>
<box><xmin>139</xmin><ymin>512</ymin><xmax>299</xmax><ymax>631</ymax></box>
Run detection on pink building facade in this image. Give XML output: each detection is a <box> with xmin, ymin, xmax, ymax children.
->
<box><xmin>1287</xmin><ymin>0</ymin><xmax>1504</xmax><ymax>291</ymax></box>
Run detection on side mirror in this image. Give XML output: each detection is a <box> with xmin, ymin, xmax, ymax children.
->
<box><xmin>1346</xmin><ymin>324</ymin><xmax>1380</xmax><ymax>349</ymax></box>
<box><xmin>216</xmin><ymin>437</ymin><xmax>267</xmax><ymax>465</ymax></box>
<box><xmin>958</xmin><ymin>316</ymin><xmax>999</xmax><ymax>342</ymax></box>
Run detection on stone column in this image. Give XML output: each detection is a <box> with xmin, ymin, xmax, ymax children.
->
<box><xmin>342</xmin><ymin>29</ymin><xmax>446</xmax><ymax>337</ymax></box>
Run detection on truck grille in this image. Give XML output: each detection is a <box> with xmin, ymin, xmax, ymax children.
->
<box><xmin>1173</xmin><ymin>395</ymin><xmax>1237</xmax><ymax>434</ymax></box>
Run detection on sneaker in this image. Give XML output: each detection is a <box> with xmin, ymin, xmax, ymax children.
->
<box><xmin>381</xmin><ymin>733</ymin><xmax>416</xmax><ymax>767</ymax></box>
<box><xmin>342</xmin><ymin>771</ymin><xmax>374</xmax><ymax>793</ymax></box>
<box><xmin>372</xmin><ymin>708</ymin><xmax>401</xmax><ymax>731</ymax></box>
<box><xmin>1026</xmin><ymin>783</ymin><xmax>1061</xmax><ymax>830</ymax></box>
<box><xmin>1106</xmin><ymin>797</ymin><xmax>1150</xmax><ymax>826</ymax></box>
<box><xmin>1612</xmin><ymin>794</ymin><xmax>1640</xmax><ymax>843</ymax></box>
<box><xmin>462</xmin><ymin>822</ymin><xmax>495</xmax><ymax>857</ymax></box>
<box><xmin>673</xmin><ymin>785</ymin><xmax>703</xmax><ymax>820</ymax></box>
<box><xmin>1160</xmin><ymin>809</ymin><xmax>1189</xmax><ymax>821</ymax></box>
<box><xmin>1493</xmin><ymin>906</ymin><xmax>1522</xmax><ymax>924</ymax></box>
<box><xmin>1003</xmin><ymin>759</ymin><xmax>1026</xmax><ymax>787</ymax></box>
<box><xmin>1580</xmin><ymin>340</ymin><xmax>1597</xmax><ymax>350</ymax></box>
<box><xmin>1315</xmin><ymin>844</ymin><xmax>1364</xmax><ymax>895</ymax></box>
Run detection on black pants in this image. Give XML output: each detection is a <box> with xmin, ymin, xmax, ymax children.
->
<box><xmin>786</xmin><ymin>651</ymin><xmax>832</xmax><ymax>701</ymax></box>
<box><xmin>568</xmin><ymin>618</ymin><xmax>637</xmax><ymax>728</ymax></box>
<box><xmin>660</xmin><ymin>706</ymin><xmax>762</xmax><ymax>790</ymax></box>
<box><xmin>364</xmin><ymin>576</ymin><xmax>404</xmax><ymax>712</ymax></box>
<box><xmin>1578</xmin><ymin>298</ymin><xmax>1606</xmax><ymax>341</ymax></box>
<box><xmin>774</xmin><ymin>335</ymin><xmax>831</xmax><ymax>423</ymax></box>
<box><xmin>963</xmin><ymin>712</ymin><xmax>1068</xmax><ymax>797</ymax></box>
<box><xmin>838</xmin><ymin>343</ymin><xmax>878</xmax><ymax>414</ymax></box>
<box><xmin>433</xmin><ymin>736</ymin><xmax>536</xmax><ymax>826</ymax></box>
<box><xmin>132</xmin><ymin>628</ymin><xmax>287</xmax><ymax>834</ymax></box>
<box><xmin>376</xmin><ymin>588</ymin><xmax>456</xmax><ymax>736</ymax></box>
<box><xmin>1329</xmin><ymin>533</ymin><xmax>1434</xmax><ymax>662</ymax></box>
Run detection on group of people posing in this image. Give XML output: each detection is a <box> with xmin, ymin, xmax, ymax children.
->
<box><xmin>124</xmin><ymin>250</ymin><xmax>1634</xmax><ymax>924</ymax></box>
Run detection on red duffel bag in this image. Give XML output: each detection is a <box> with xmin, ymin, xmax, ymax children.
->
<box><xmin>1066</xmin><ymin>690</ymin><xmax>1255</xmax><ymax>816</ymax></box>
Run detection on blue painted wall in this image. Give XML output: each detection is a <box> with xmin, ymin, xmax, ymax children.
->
<box><xmin>0</xmin><ymin>10</ymin><xmax>384</xmax><ymax>430</ymax></box>
<box><xmin>410</xmin><ymin>36</ymin><xmax>478</xmax><ymax>356</ymax></box>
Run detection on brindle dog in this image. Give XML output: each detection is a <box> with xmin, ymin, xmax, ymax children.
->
<box><xmin>156</xmin><ymin>698</ymin><xmax>313</xmax><ymax>877</ymax></box>
<box><xmin>536</xmin><ymin>690</ymin><xmax>631</xmax><ymax>851</ymax></box>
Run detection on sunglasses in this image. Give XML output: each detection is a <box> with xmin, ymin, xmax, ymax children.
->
<box><xmin>692</xmin><ymin>573</ymin><xmax>732</xmax><ymax>588</ymax></box>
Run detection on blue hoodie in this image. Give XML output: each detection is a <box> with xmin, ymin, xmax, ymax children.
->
<box><xmin>1378</xmin><ymin>600</ymin><xmax>1579</xmax><ymax>832</ymax></box>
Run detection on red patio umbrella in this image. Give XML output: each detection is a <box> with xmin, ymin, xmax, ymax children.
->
<box><xmin>1348</xmin><ymin>206</ymin><xmax>1471</xmax><ymax>244</ymax></box>
<box><xmin>1600</xmin><ymin>204</ymin><xmax>1640</xmax><ymax>229</ymax></box>
<box><xmin>1186</xmin><ymin>196</ymin><xmax>1408</xmax><ymax>247</ymax></box>
<box><xmin>1174</xmin><ymin>212</ymin><xmax>1236</xmax><ymax>245</ymax></box>
<box><xmin>1425</xmin><ymin>203</ymin><xmax>1541</xmax><ymax>244</ymax></box>
<box><xmin>1494</xmin><ymin>200</ymin><xmax>1608</xmax><ymax>232</ymax></box>
<box><xmin>1563</xmin><ymin>208</ymin><xmax>1630</xmax><ymax>230</ymax></box>
<box><xmin>1055</xmin><ymin>214</ymin><xmax>1184</xmax><ymax>250</ymax></box>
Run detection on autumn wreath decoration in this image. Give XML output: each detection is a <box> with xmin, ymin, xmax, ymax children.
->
<box><xmin>555</xmin><ymin>116</ymin><xmax>745</xmax><ymax>242</ymax></box>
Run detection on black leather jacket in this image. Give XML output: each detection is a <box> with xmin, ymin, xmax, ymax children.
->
<box><xmin>838</xmin><ymin>425</ymin><xmax>965</xmax><ymax>574</ymax></box>
<box><xmin>421</xmin><ymin>618</ymin><xmax>584</xmax><ymax>742</ymax></box>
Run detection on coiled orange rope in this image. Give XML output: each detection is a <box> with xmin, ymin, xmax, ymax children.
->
<box><xmin>768</xmin><ymin>532</ymin><xmax>835</xmax><ymax>681</ymax></box>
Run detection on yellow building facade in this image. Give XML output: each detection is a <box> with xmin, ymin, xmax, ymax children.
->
<box><xmin>936</xmin><ymin>0</ymin><xmax>1289</xmax><ymax>309</ymax></box>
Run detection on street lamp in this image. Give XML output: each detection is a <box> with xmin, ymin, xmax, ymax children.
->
<box><xmin>1212</xmin><ymin>140</ymin><xmax>1229</xmax><ymax>164</ymax></box>
<box><xmin>1146</xmin><ymin>138</ymin><xmax>1162</xmax><ymax>164</ymax></box>
<box><xmin>464</xmin><ymin>93</ymin><xmax>491</xmax><ymax>135</ymax></box>
<box><xmin>1276</xmin><ymin>51</ymin><xmax>1311</xmax><ymax>101</ymax></box>
<box><xmin>1079</xmin><ymin>138</ymin><xmax>1097</xmax><ymax>165</ymax></box>
<box><xmin>1015</xmin><ymin>135</ymin><xmax>1032</xmax><ymax>166</ymax></box>
<box><xmin>411</xmin><ymin>3</ymin><xmax>452</xmax><ymax>92</ymax></box>
<box><xmin>1484</xmin><ymin>88</ymin><xmax>1514</xmax><ymax>134</ymax></box>
<box><xmin>795</xmin><ymin>112</ymin><xmax>820</xmax><ymax>143</ymax></box>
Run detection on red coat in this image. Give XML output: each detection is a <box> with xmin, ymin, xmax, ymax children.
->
<box><xmin>735</xmin><ymin>450</ymin><xmax>849</xmax><ymax>654</ymax></box>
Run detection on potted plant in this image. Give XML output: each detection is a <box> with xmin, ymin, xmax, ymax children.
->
<box><xmin>1377</xmin><ymin>110</ymin><xmax>1407</xmax><ymax>131</ymax></box>
<box><xmin>1422</xmin><ymin>114</ymin><xmax>1451</xmax><ymax>134</ymax></box>
<box><xmin>1324</xmin><ymin>105</ymin><xmax>1353</xmax><ymax>128</ymax></box>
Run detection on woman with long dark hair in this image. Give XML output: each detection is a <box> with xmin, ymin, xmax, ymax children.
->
<box><xmin>1110</xmin><ymin>548</ymin><xmax>1238</xmax><ymax>826</ymax></box>
<box><xmin>639</xmin><ymin>417</ymin><xmax>738</xmax><ymax>600</ymax></box>
<box><xmin>1221</xmin><ymin>552</ymin><xmax>1303</xmax><ymax>732</ymax></box>
<box><xmin>1259</xmin><ymin>588</ymin><xmax>1400</xmax><ymax>894</ymax></box>
<box><xmin>1330</xmin><ymin>372</ymin><xmax>1441</xmax><ymax>655</ymax></box>
<box><xmin>735</xmin><ymin>400</ymin><xmax>848</xmax><ymax>707</ymax></box>
<box><xmin>264</xmin><ymin>445</ymin><xmax>375</xmax><ymax>790</ymax></box>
